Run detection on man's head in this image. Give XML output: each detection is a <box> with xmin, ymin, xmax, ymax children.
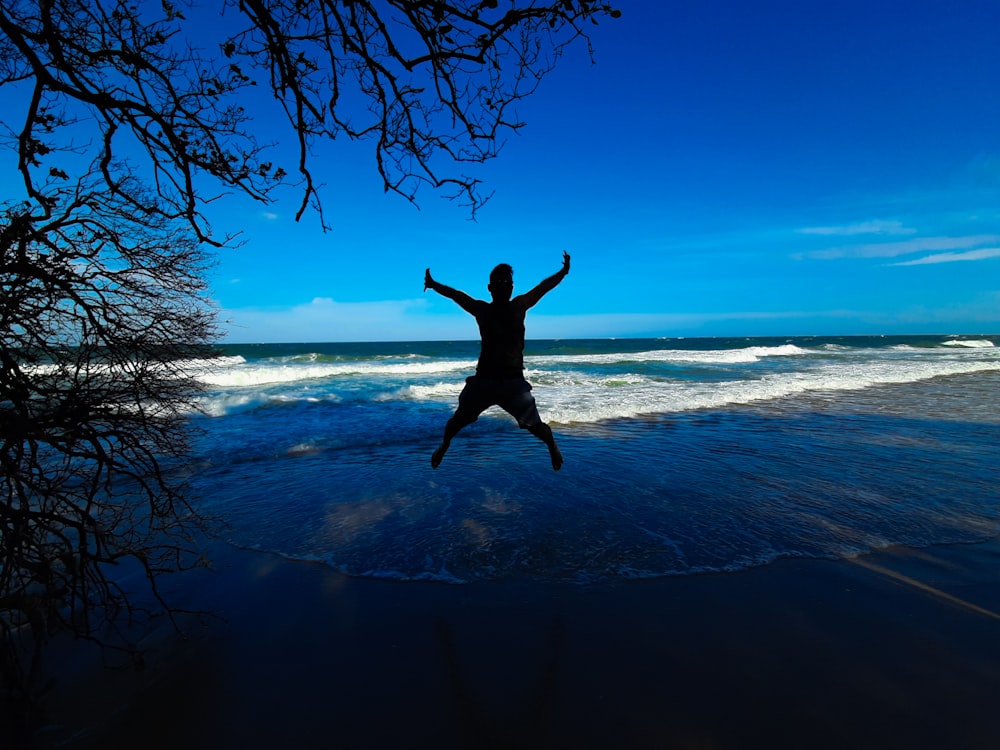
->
<box><xmin>488</xmin><ymin>263</ymin><xmax>514</xmax><ymax>302</ymax></box>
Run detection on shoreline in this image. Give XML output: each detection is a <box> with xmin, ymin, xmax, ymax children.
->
<box><xmin>35</xmin><ymin>536</ymin><xmax>1000</xmax><ymax>749</ymax></box>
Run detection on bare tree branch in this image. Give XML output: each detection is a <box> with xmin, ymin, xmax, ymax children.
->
<box><xmin>0</xmin><ymin>173</ymin><xmax>218</xmax><ymax>732</ymax></box>
<box><xmin>1</xmin><ymin>0</ymin><xmax>619</xmax><ymax>234</ymax></box>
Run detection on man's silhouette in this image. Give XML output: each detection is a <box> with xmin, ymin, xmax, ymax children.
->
<box><xmin>424</xmin><ymin>253</ymin><xmax>570</xmax><ymax>471</ymax></box>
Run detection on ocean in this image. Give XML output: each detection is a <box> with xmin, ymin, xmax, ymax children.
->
<box><xmin>185</xmin><ymin>335</ymin><xmax>1000</xmax><ymax>584</ymax></box>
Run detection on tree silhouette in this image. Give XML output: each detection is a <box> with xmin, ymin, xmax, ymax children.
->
<box><xmin>1</xmin><ymin>0</ymin><xmax>620</xmax><ymax>234</ymax></box>
<box><xmin>0</xmin><ymin>171</ymin><xmax>216</xmax><ymax>739</ymax></box>
<box><xmin>0</xmin><ymin>0</ymin><xmax>618</xmax><ymax>738</ymax></box>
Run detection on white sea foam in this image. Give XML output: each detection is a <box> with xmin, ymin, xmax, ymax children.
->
<box><xmin>193</xmin><ymin>390</ymin><xmax>337</xmax><ymax>417</ymax></box>
<box><xmin>394</xmin><ymin>382</ymin><xmax>464</xmax><ymax>401</ymax></box>
<box><xmin>190</xmin><ymin>358</ymin><xmax>474</xmax><ymax>387</ymax></box>
<box><xmin>21</xmin><ymin>355</ymin><xmax>248</xmax><ymax>382</ymax></box>
<box><xmin>942</xmin><ymin>338</ymin><xmax>995</xmax><ymax>348</ymax></box>
<box><xmin>537</xmin><ymin>357</ymin><xmax>1000</xmax><ymax>424</ymax></box>
<box><xmin>529</xmin><ymin>343</ymin><xmax>807</xmax><ymax>367</ymax></box>
<box><xmin>286</xmin><ymin>442</ymin><xmax>322</xmax><ymax>456</ymax></box>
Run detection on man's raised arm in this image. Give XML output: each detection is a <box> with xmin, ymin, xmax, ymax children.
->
<box><xmin>518</xmin><ymin>252</ymin><xmax>571</xmax><ymax>309</ymax></box>
<box><xmin>424</xmin><ymin>268</ymin><xmax>479</xmax><ymax>314</ymax></box>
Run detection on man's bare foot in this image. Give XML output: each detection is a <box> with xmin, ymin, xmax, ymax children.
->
<box><xmin>549</xmin><ymin>443</ymin><xmax>563</xmax><ymax>471</ymax></box>
<box><xmin>431</xmin><ymin>443</ymin><xmax>448</xmax><ymax>468</ymax></box>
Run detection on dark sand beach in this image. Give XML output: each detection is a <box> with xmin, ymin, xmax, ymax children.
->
<box><xmin>34</xmin><ymin>537</ymin><xmax>1000</xmax><ymax>750</ymax></box>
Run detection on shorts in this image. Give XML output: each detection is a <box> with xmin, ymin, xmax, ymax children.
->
<box><xmin>450</xmin><ymin>376</ymin><xmax>542</xmax><ymax>429</ymax></box>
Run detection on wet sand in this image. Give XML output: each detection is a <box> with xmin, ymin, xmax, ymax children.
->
<box><xmin>36</xmin><ymin>538</ymin><xmax>1000</xmax><ymax>749</ymax></box>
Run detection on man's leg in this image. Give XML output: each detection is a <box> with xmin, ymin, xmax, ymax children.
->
<box><xmin>503</xmin><ymin>380</ymin><xmax>563</xmax><ymax>471</ymax></box>
<box><xmin>432</xmin><ymin>378</ymin><xmax>487</xmax><ymax>468</ymax></box>
<box><xmin>528</xmin><ymin>421</ymin><xmax>563</xmax><ymax>472</ymax></box>
<box><xmin>431</xmin><ymin>413</ymin><xmax>467</xmax><ymax>468</ymax></box>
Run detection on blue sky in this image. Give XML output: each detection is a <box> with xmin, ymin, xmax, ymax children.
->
<box><xmin>12</xmin><ymin>1</ymin><xmax>1000</xmax><ymax>342</ymax></box>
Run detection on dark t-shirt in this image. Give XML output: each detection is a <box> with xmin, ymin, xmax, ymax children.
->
<box><xmin>473</xmin><ymin>299</ymin><xmax>527</xmax><ymax>379</ymax></box>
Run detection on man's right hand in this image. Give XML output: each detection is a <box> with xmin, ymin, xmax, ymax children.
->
<box><xmin>424</xmin><ymin>268</ymin><xmax>434</xmax><ymax>291</ymax></box>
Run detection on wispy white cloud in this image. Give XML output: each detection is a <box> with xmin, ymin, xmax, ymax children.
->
<box><xmin>798</xmin><ymin>220</ymin><xmax>915</xmax><ymax>237</ymax></box>
<box><xmin>889</xmin><ymin>247</ymin><xmax>1000</xmax><ymax>266</ymax></box>
<box><xmin>220</xmin><ymin>298</ymin><xmax>822</xmax><ymax>342</ymax></box>
<box><xmin>797</xmin><ymin>234</ymin><xmax>1000</xmax><ymax>261</ymax></box>
<box><xmin>261</xmin><ymin>211</ymin><xmax>279</xmax><ymax>221</ymax></box>
<box><xmin>219</xmin><ymin>296</ymin><xmax>1000</xmax><ymax>342</ymax></box>
<box><xmin>221</xmin><ymin>296</ymin><xmax>458</xmax><ymax>342</ymax></box>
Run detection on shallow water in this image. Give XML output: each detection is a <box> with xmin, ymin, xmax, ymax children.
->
<box><xmin>188</xmin><ymin>336</ymin><xmax>1000</xmax><ymax>583</ymax></box>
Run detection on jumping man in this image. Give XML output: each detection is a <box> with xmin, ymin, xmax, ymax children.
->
<box><xmin>424</xmin><ymin>252</ymin><xmax>570</xmax><ymax>471</ymax></box>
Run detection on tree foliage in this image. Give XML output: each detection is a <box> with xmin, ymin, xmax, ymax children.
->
<box><xmin>0</xmin><ymin>171</ymin><xmax>216</xmax><ymax>737</ymax></box>
<box><xmin>1</xmin><ymin>0</ymin><xmax>620</xmax><ymax>236</ymax></box>
<box><xmin>0</xmin><ymin>0</ymin><xmax>618</xmax><ymax>737</ymax></box>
